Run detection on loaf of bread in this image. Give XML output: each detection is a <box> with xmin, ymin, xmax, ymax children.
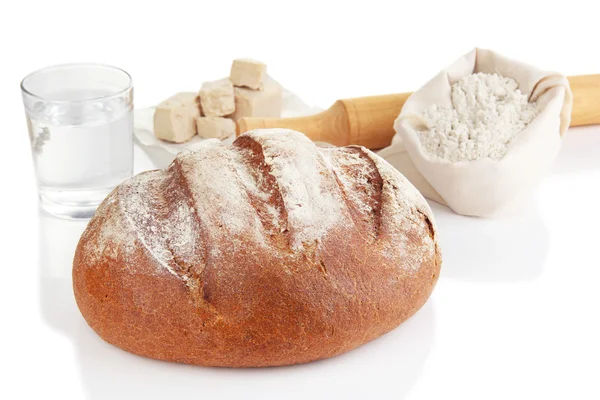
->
<box><xmin>73</xmin><ymin>129</ymin><xmax>441</xmax><ymax>367</ymax></box>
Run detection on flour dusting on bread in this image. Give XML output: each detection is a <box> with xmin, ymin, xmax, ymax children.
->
<box><xmin>81</xmin><ymin>189</ymin><xmax>136</xmax><ymax>263</ymax></box>
<box><xmin>177</xmin><ymin>139</ymin><xmax>267</xmax><ymax>246</ymax></box>
<box><xmin>364</xmin><ymin>150</ymin><xmax>437</xmax><ymax>271</ymax></box>
<box><xmin>88</xmin><ymin>128</ymin><xmax>436</xmax><ymax>277</ymax></box>
<box><xmin>118</xmin><ymin>170</ymin><xmax>203</xmax><ymax>279</ymax></box>
<box><xmin>246</xmin><ymin>129</ymin><xmax>342</xmax><ymax>250</ymax></box>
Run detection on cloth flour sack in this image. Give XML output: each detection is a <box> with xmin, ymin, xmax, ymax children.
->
<box><xmin>388</xmin><ymin>48</ymin><xmax>572</xmax><ymax>217</ymax></box>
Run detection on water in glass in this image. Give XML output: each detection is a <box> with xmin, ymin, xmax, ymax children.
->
<box><xmin>27</xmin><ymin>89</ymin><xmax>133</xmax><ymax>218</ymax></box>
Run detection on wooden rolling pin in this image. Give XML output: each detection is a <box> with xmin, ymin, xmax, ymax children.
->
<box><xmin>237</xmin><ymin>74</ymin><xmax>600</xmax><ymax>149</ymax></box>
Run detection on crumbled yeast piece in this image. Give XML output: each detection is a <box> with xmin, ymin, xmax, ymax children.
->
<box><xmin>153</xmin><ymin>92</ymin><xmax>199</xmax><ymax>143</ymax></box>
<box><xmin>230</xmin><ymin>58</ymin><xmax>267</xmax><ymax>90</ymax></box>
<box><xmin>229</xmin><ymin>79</ymin><xmax>282</xmax><ymax>121</ymax></box>
<box><xmin>199</xmin><ymin>79</ymin><xmax>235</xmax><ymax>117</ymax></box>
<box><xmin>195</xmin><ymin>116</ymin><xmax>236</xmax><ymax>139</ymax></box>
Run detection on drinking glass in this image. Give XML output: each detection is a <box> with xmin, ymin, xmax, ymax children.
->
<box><xmin>21</xmin><ymin>64</ymin><xmax>134</xmax><ymax>219</ymax></box>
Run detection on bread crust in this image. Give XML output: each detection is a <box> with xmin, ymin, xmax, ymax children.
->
<box><xmin>73</xmin><ymin>129</ymin><xmax>441</xmax><ymax>367</ymax></box>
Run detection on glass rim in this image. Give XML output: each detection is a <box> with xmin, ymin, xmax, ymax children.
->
<box><xmin>20</xmin><ymin>63</ymin><xmax>133</xmax><ymax>104</ymax></box>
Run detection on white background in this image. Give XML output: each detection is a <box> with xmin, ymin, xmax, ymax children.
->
<box><xmin>1</xmin><ymin>1</ymin><xmax>599</xmax><ymax>399</ymax></box>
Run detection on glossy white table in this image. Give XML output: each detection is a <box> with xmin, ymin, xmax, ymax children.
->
<box><xmin>15</xmin><ymin>127</ymin><xmax>600</xmax><ymax>399</ymax></box>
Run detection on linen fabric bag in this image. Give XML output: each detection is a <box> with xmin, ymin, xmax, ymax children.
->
<box><xmin>381</xmin><ymin>48</ymin><xmax>572</xmax><ymax>217</ymax></box>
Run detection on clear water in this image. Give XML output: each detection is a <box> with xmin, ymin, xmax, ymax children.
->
<box><xmin>27</xmin><ymin>89</ymin><xmax>133</xmax><ymax>218</ymax></box>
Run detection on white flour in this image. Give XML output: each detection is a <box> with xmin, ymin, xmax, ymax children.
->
<box><xmin>419</xmin><ymin>72</ymin><xmax>539</xmax><ymax>162</ymax></box>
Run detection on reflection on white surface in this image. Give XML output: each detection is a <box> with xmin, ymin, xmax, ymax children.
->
<box><xmin>39</xmin><ymin>210</ymin><xmax>87</xmax><ymax>336</ymax></box>
<box><xmin>38</xmin><ymin>209</ymin><xmax>435</xmax><ymax>400</ymax></box>
<box><xmin>430</xmin><ymin>200</ymin><xmax>549</xmax><ymax>282</ymax></box>
<box><xmin>552</xmin><ymin>125</ymin><xmax>600</xmax><ymax>174</ymax></box>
